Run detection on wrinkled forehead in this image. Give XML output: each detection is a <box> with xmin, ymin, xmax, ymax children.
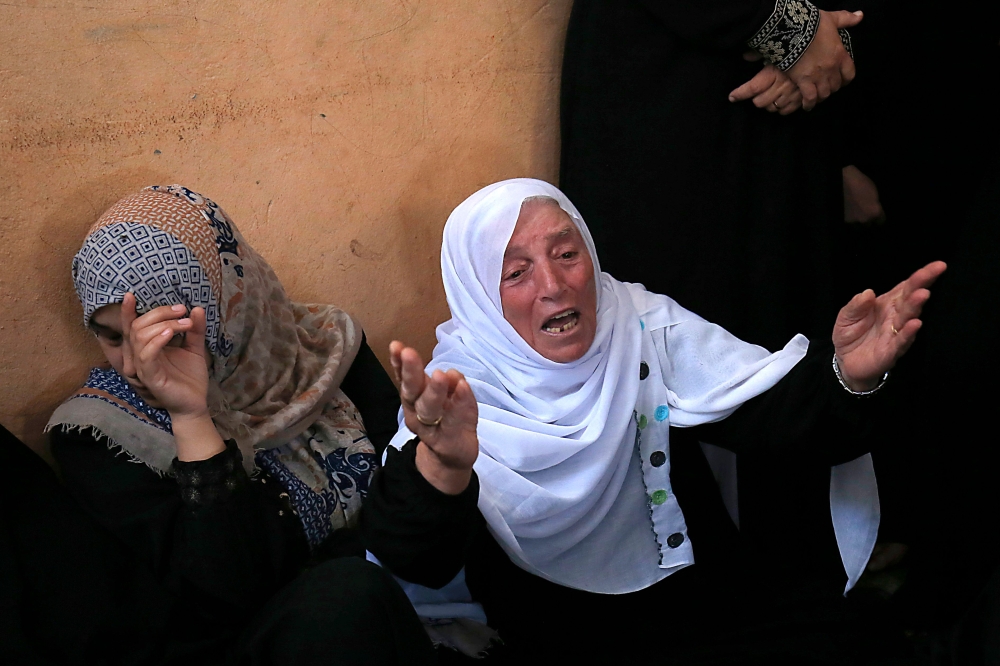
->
<box><xmin>447</xmin><ymin>180</ymin><xmax>599</xmax><ymax>308</ymax></box>
<box><xmin>502</xmin><ymin>197</ymin><xmax>580</xmax><ymax>258</ymax></box>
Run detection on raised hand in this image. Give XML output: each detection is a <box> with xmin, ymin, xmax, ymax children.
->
<box><xmin>833</xmin><ymin>262</ymin><xmax>947</xmax><ymax>391</ymax></box>
<box><xmin>122</xmin><ymin>293</ymin><xmax>210</xmax><ymax>418</ymax></box>
<box><xmin>390</xmin><ymin>341</ymin><xmax>479</xmax><ymax>495</ymax></box>
<box><xmin>122</xmin><ymin>293</ymin><xmax>224</xmax><ymax>461</ymax></box>
<box><xmin>786</xmin><ymin>10</ymin><xmax>863</xmax><ymax>110</ymax></box>
<box><xmin>729</xmin><ymin>60</ymin><xmax>803</xmax><ymax>115</ymax></box>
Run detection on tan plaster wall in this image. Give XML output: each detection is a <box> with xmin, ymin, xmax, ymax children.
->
<box><xmin>0</xmin><ymin>0</ymin><xmax>572</xmax><ymax>455</ymax></box>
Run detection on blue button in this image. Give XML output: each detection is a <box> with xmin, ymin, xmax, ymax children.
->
<box><xmin>654</xmin><ymin>405</ymin><xmax>669</xmax><ymax>422</ymax></box>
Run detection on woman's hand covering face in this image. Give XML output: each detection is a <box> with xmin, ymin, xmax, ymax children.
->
<box><xmin>121</xmin><ymin>292</ymin><xmax>212</xmax><ymax>419</ymax></box>
<box><xmin>833</xmin><ymin>261</ymin><xmax>947</xmax><ymax>390</ymax></box>
<box><xmin>390</xmin><ymin>341</ymin><xmax>479</xmax><ymax>495</ymax></box>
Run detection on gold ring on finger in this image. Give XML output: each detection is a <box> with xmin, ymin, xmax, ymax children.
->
<box><xmin>773</xmin><ymin>101</ymin><xmax>781</xmax><ymax>109</ymax></box>
<box><xmin>891</xmin><ymin>324</ymin><xmax>899</xmax><ymax>335</ymax></box>
<box><xmin>416</xmin><ymin>412</ymin><xmax>443</xmax><ymax>427</ymax></box>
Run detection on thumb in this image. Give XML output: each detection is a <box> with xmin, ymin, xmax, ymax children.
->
<box><xmin>839</xmin><ymin>289</ymin><xmax>876</xmax><ymax>323</ymax></box>
<box><xmin>454</xmin><ymin>378</ymin><xmax>479</xmax><ymax>421</ymax></box>
<box><xmin>729</xmin><ymin>67</ymin><xmax>776</xmax><ymax>102</ymax></box>
<box><xmin>830</xmin><ymin>9</ymin><xmax>863</xmax><ymax>28</ymax></box>
<box><xmin>183</xmin><ymin>307</ymin><xmax>208</xmax><ymax>358</ymax></box>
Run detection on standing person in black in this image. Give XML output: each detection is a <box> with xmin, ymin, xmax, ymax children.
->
<box><xmin>559</xmin><ymin>0</ymin><xmax>871</xmax><ymax>591</ymax></box>
<box><xmin>361</xmin><ymin>180</ymin><xmax>945</xmax><ymax>663</ymax></box>
<box><xmin>820</xmin><ymin>12</ymin><xmax>1000</xmax><ymax>655</ymax></box>
<box><xmin>18</xmin><ymin>185</ymin><xmax>435</xmax><ymax>665</ymax></box>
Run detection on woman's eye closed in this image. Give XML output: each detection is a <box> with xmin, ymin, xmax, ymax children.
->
<box><xmin>99</xmin><ymin>333</ymin><xmax>123</xmax><ymax>346</ymax></box>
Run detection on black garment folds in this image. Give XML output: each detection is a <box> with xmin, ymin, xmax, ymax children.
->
<box><xmin>2</xmin><ymin>338</ymin><xmax>434</xmax><ymax>665</ymax></box>
<box><xmin>362</xmin><ymin>342</ymin><xmax>914</xmax><ymax>664</ymax></box>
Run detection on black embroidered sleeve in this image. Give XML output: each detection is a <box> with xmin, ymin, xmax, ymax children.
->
<box><xmin>171</xmin><ymin>439</ymin><xmax>247</xmax><ymax>508</ymax></box>
<box><xmin>747</xmin><ymin>0</ymin><xmax>853</xmax><ymax>71</ymax></box>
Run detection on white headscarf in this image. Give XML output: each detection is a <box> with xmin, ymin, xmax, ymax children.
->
<box><xmin>390</xmin><ymin>179</ymin><xmax>811</xmax><ymax>593</ymax></box>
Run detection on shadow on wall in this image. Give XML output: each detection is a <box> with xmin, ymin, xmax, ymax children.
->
<box><xmin>353</xmin><ymin>137</ymin><xmax>529</xmax><ymax>370</ymax></box>
<box><xmin>16</xmin><ymin>169</ymin><xmax>170</xmax><ymax>459</ymax></box>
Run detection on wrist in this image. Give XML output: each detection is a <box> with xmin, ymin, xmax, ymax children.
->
<box><xmin>170</xmin><ymin>410</ymin><xmax>226</xmax><ymax>462</ymax></box>
<box><xmin>415</xmin><ymin>441</ymin><xmax>472</xmax><ymax>496</ymax></box>
<box><xmin>833</xmin><ymin>353</ymin><xmax>888</xmax><ymax>396</ymax></box>
<box><xmin>747</xmin><ymin>0</ymin><xmax>820</xmax><ymax>72</ymax></box>
<box><xmin>168</xmin><ymin>406</ymin><xmax>212</xmax><ymax>425</ymax></box>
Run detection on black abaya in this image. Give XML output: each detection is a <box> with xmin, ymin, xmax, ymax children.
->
<box><xmin>1</xmin><ymin>422</ymin><xmax>436</xmax><ymax>666</ymax></box>
<box><xmin>362</xmin><ymin>342</ymin><xmax>916</xmax><ymax>664</ymax></box>
<box><xmin>560</xmin><ymin>0</ymin><xmax>847</xmax><ymax>352</ymax></box>
<box><xmin>559</xmin><ymin>0</ymin><xmax>852</xmax><ymax>588</ymax></box>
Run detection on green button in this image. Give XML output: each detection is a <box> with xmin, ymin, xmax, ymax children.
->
<box><xmin>638</xmin><ymin>414</ymin><xmax>648</xmax><ymax>430</ymax></box>
<box><xmin>650</xmin><ymin>489</ymin><xmax>668</xmax><ymax>505</ymax></box>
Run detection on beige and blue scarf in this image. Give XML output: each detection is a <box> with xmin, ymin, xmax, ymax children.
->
<box><xmin>48</xmin><ymin>185</ymin><xmax>376</xmax><ymax>546</ymax></box>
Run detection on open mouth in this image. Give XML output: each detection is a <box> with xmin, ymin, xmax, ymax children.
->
<box><xmin>542</xmin><ymin>310</ymin><xmax>580</xmax><ymax>334</ymax></box>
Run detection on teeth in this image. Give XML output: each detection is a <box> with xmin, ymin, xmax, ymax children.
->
<box><xmin>543</xmin><ymin>316</ymin><xmax>579</xmax><ymax>333</ymax></box>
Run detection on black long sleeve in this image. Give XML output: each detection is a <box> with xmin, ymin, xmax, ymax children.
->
<box><xmin>691</xmin><ymin>340</ymin><xmax>877</xmax><ymax>465</ymax></box>
<box><xmin>49</xmin><ymin>335</ymin><xmax>397</xmax><ymax>609</ymax></box>
<box><xmin>362</xmin><ymin>340</ymin><xmax>877</xmax><ymax>590</ymax></box>
<box><xmin>635</xmin><ymin>0</ymin><xmax>779</xmax><ymax>48</ymax></box>
<box><xmin>361</xmin><ymin>439</ymin><xmax>481</xmax><ymax>589</ymax></box>
<box><xmin>340</xmin><ymin>335</ymin><xmax>402</xmax><ymax>456</ymax></box>
<box><xmin>51</xmin><ymin>430</ymin><xmax>309</xmax><ymax>626</ymax></box>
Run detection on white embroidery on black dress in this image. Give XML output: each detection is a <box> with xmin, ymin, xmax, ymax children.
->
<box><xmin>748</xmin><ymin>0</ymin><xmax>821</xmax><ymax>71</ymax></box>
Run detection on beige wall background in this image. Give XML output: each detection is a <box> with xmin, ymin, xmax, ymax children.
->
<box><xmin>0</xmin><ymin>0</ymin><xmax>573</xmax><ymax>456</ymax></box>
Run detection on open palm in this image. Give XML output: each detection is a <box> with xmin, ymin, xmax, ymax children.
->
<box><xmin>389</xmin><ymin>341</ymin><xmax>479</xmax><ymax>494</ymax></box>
<box><xmin>833</xmin><ymin>261</ymin><xmax>947</xmax><ymax>389</ymax></box>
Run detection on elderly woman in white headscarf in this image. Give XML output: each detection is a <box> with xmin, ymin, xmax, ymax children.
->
<box><xmin>362</xmin><ymin>179</ymin><xmax>945</xmax><ymax>664</ymax></box>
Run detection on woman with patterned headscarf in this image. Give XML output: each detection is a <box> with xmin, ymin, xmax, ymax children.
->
<box><xmin>40</xmin><ymin>185</ymin><xmax>434</xmax><ymax>664</ymax></box>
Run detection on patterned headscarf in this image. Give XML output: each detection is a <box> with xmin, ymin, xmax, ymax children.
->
<box><xmin>48</xmin><ymin>186</ymin><xmax>377</xmax><ymax>542</ymax></box>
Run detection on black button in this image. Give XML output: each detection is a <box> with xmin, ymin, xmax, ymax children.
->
<box><xmin>666</xmin><ymin>532</ymin><xmax>685</xmax><ymax>549</ymax></box>
<box><xmin>639</xmin><ymin>362</ymin><xmax>649</xmax><ymax>380</ymax></box>
<box><xmin>650</xmin><ymin>451</ymin><xmax>666</xmax><ymax>467</ymax></box>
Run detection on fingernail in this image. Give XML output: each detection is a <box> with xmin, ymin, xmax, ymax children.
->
<box><xmin>161</xmin><ymin>329</ymin><xmax>173</xmax><ymax>337</ymax></box>
<box><xmin>728</xmin><ymin>95</ymin><xmax>735</xmax><ymax>102</ymax></box>
<box><xmin>177</xmin><ymin>318</ymin><xmax>191</xmax><ymax>325</ymax></box>
<box><xmin>172</xmin><ymin>304</ymin><xmax>186</xmax><ymax>312</ymax></box>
